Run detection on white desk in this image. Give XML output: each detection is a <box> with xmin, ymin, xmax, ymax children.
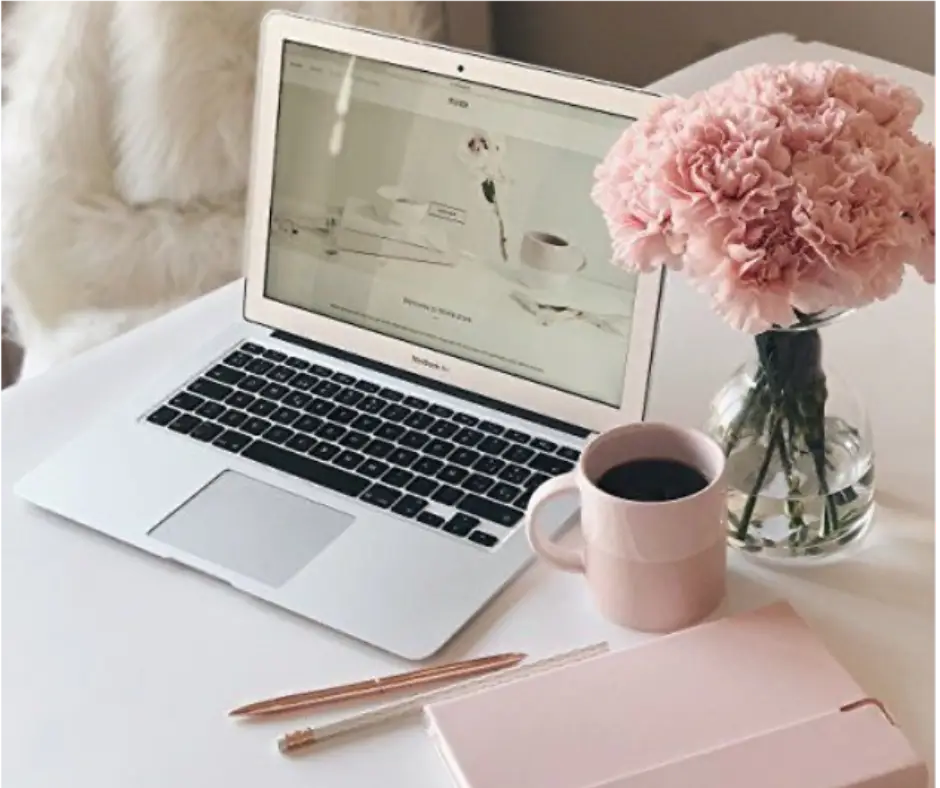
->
<box><xmin>3</xmin><ymin>36</ymin><xmax>934</xmax><ymax>787</ymax></box>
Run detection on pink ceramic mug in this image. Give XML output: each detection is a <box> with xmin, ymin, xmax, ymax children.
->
<box><xmin>525</xmin><ymin>422</ymin><xmax>728</xmax><ymax>633</ymax></box>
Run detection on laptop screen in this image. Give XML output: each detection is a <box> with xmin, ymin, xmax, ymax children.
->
<box><xmin>264</xmin><ymin>42</ymin><xmax>641</xmax><ymax>408</ymax></box>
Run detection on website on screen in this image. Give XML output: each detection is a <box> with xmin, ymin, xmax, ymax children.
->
<box><xmin>264</xmin><ymin>43</ymin><xmax>640</xmax><ymax>406</ymax></box>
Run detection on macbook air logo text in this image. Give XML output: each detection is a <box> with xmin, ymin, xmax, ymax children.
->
<box><xmin>412</xmin><ymin>355</ymin><xmax>449</xmax><ymax>373</ymax></box>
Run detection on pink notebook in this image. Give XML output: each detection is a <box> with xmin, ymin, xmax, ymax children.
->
<box><xmin>424</xmin><ymin>603</ymin><xmax>926</xmax><ymax>788</ymax></box>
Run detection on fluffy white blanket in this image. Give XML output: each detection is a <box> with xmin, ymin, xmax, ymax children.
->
<box><xmin>1</xmin><ymin>1</ymin><xmax>440</xmax><ymax>379</ymax></box>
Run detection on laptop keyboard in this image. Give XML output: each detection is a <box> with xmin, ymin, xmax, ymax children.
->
<box><xmin>143</xmin><ymin>341</ymin><xmax>581</xmax><ymax>549</ymax></box>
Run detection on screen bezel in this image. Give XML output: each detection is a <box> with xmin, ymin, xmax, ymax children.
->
<box><xmin>244</xmin><ymin>12</ymin><xmax>665</xmax><ymax>434</ymax></box>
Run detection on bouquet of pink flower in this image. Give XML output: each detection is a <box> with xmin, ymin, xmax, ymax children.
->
<box><xmin>592</xmin><ymin>62</ymin><xmax>935</xmax><ymax>554</ymax></box>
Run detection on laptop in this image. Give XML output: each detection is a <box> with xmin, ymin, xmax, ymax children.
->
<box><xmin>14</xmin><ymin>13</ymin><xmax>664</xmax><ymax>660</ymax></box>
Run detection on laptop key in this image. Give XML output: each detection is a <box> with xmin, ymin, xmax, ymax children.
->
<box><xmin>262</xmin><ymin>349</ymin><xmax>286</xmax><ymax>362</ymax></box>
<box><xmin>403</xmin><ymin>396</ymin><xmax>428</xmax><ymax>410</ymax></box>
<box><xmin>169</xmin><ymin>392</ymin><xmax>203</xmax><ymax>411</ymax></box>
<box><xmin>478</xmin><ymin>436</ymin><xmax>509</xmax><ymax>456</ymax></box>
<box><xmin>392</xmin><ymin>495</ymin><xmax>427</xmax><ymax>518</ymax></box>
<box><xmin>478</xmin><ymin>421</ymin><xmax>504</xmax><ymax>435</ymax></box>
<box><xmin>311</xmin><ymin>380</ymin><xmax>341</xmax><ymax>398</ymax></box>
<box><xmin>332</xmin><ymin>372</ymin><xmax>356</xmax><ymax>385</ymax></box>
<box><xmin>382</xmin><ymin>468</ymin><xmax>413</xmax><ymax>488</ymax></box>
<box><xmin>381</xmin><ymin>404</ymin><xmax>410</xmax><ymax>423</ymax></box>
<box><xmin>525</xmin><ymin>472</ymin><xmax>551</xmax><ymax>491</ymax></box>
<box><xmin>285</xmin><ymin>433</ymin><xmax>316</xmax><ymax>454</ymax></box>
<box><xmin>213</xmin><ymin>430</ymin><xmax>252</xmax><ymax>453</ymax></box>
<box><xmin>317</xmin><ymin>423</ymin><xmax>346</xmax><ymax>442</ymax></box>
<box><xmin>379</xmin><ymin>388</ymin><xmax>404</xmax><ymax>402</ymax></box>
<box><xmin>504</xmin><ymin>445</ymin><xmax>535</xmax><ymax>464</ymax></box>
<box><xmin>444</xmin><ymin>514</ymin><xmax>478</xmax><ymax>537</ymax></box>
<box><xmin>375</xmin><ymin>423</ymin><xmax>406</xmax><ymax>441</ymax></box>
<box><xmin>488</xmin><ymin>483</ymin><xmax>521</xmax><ymax>503</ymax></box>
<box><xmin>285</xmin><ymin>356</ymin><xmax>309</xmax><ymax>370</ymax></box>
<box><xmin>247</xmin><ymin>399</ymin><xmax>276</xmax><ymax>417</ymax></box>
<box><xmin>529</xmin><ymin>453</ymin><xmax>574</xmax><ymax>476</ymax></box>
<box><xmin>406</xmin><ymin>476</ymin><xmax>438</xmax><ymax>497</ymax></box>
<box><xmin>462</xmin><ymin>474</ymin><xmax>495</xmax><ymax>494</ymax></box>
<box><xmin>242</xmin><ymin>442</ymin><xmax>369</xmax><ymax>497</ymax></box>
<box><xmin>355</xmin><ymin>379</ymin><xmax>381</xmax><ymax>393</ymax></box>
<box><xmin>225</xmin><ymin>391</ymin><xmax>255</xmax><ymax>410</ymax></box>
<box><xmin>531</xmin><ymin>438</ymin><xmax>558</xmax><ymax>453</ymax></box>
<box><xmin>334</xmin><ymin>450</ymin><xmax>365</xmax><ymax>470</ymax></box>
<box><xmin>206</xmin><ymin>365</ymin><xmax>244</xmax><ymax>385</ymax></box>
<box><xmin>450</xmin><ymin>448</ymin><xmax>480</xmax><ymax>467</ymax></box>
<box><xmin>289</xmin><ymin>373</ymin><xmax>318</xmax><ymax>390</ymax></box>
<box><xmin>168</xmin><ymin>414</ymin><xmax>201</xmax><ymax>434</ymax></box>
<box><xmin>350</xmin><ymin>414</ymin><xmax>382</xmax><ymax>433</ymax></box>
<box><xmin>242</xmin><ymin>417</ymin><xmax>271</xmax><ymax>436</ymax></box>
<box><xmin>387</xmin><ymin>448</ymin><xmax>419</xmax><ymax>468</ymax></box>
<box><xmin>428</xmin><ymin>404</ymin><xmax>453</xmax><ymax>418</ymax></box>
<box><xmin>191</xmin><ymin>422</ymin><xmax>224</xmax><ymax>443</ymax></box>
<box><xmin>500</xmin><ymin>464</ymin><xmax>531</xmax><ymax>485</ymax></box>
<box><xmin>270</xmin><ymin>407</ymin><xmax>301</xmax><ymax>426</ymax></box>
<box><xmin>263</xmin><ymin>426</ymin><xmax>293</xmax><ymax>445</ymax></box>
<box><xmin>403</xmin><ymin>411</ymin><xmax>434</xmax><ymax>430</ymax></box>
<box><xmin>148</xmin><ymin>406</ymin><xmax>180</xmax><ymax>426</ymax></box>
<box><xmin>438</xmin><ymin>465</ymin><xmax>468</xmax><ymax>485</ymax></box>
<box><xmin>417</xmin><ymin>511</ymin><xmax>445</xmax><ymax>529</ymax></box>
<box><xmin>335</xmin><ymin>389</ymin><xmax>364</xmax><ymax>407</ymax></box>
<box><xmin>473</xmin><ymin>456</ymin><xmax>505</xmax><ymax>476</ymax></box>
<box><xmin>359</xmin><ymin>396</ymin><xmax>386</xmax><ymax>414</ymax></box>
<box><xmin>260</xmin><ymin>382</ymin><xmax>289</xmax><ymax>401</ymax></box>
<box><xmin>453</xmin><ymin>428</ymin><xmax>484</xmax><ymax>447</ymax></box>
<box><xmin>306</xmin><ymin>398</ymin><xmax>334</xmax><ymax>416</ymax></box>
<box><xmin>339</xmin><ymin>431</ymin><xmax>370</xmax><ymax>450</ymax></box>
<box><xmin>514</xmin><ymin>489</ymin><xmax>534</xmax><ymax>509</ymax></box>
<box><xmin>358</xmin><ymin>459</ymin><xmax>389</xmax><ymax>478</ymax></box>
<box><xmin>195</xmin><ymin>400</ymin><xmax>226</xmax><ymax>420</ymax></box>
<box><xmin>241</xmin><ymin>342</ymin><xmax>264</xmax><ymax>354</ymax></box>
<box><xmin>310</xmin><ymin>364</ymin><xmax>332</xmax><ymax>377</ymax></box>
<box><xmin>283</xmin><ymin>391</ymin><xmax>312</xmax><ymax>410</ymax></box>
<box><xmin>188</xmin><ymin>378</ymin><xmax>232</xmax><ymax>401</ymax></box>
<box><xmin>431</xmin><ymin>485</ymin><xmax>463</xmax><ymax>506</ymax></box>
<box><xmin>220</xmin><ymin>409</ymin><xmax>248</xmax><ymax>428</ymax></box>
<box><xmin>360</xmin><ymin>484</ymin><xmax>401</xmax><ymax>509</ymax></box>
<box><xmin>413</xmin><ymin>456</ymin><xmax>444</xmax><ymax>476</ymax></box>
<box><xmin>453</xmin><ymin>413</ymin><xmax>479</xmax><ymax>427</ymax></box>
<box><xmin>424</xmin><ymin>439</ymin><xmax>454</xmax><ymax>458</ymax></box>
<box><xmin>558</xmin><ymin>446</ymin><xmax>581</xmax><ymax>461</ymax></box>
<box><xmin>469</xmin><ymin>531</ymin><xmax>498</xmax><ymax>547</ymax></box>
<box><xmin>504</xmin><ymin>430</ymin><xmax>530</xmax><ymax>444</ymax></box>
<box><xmin>245</xmin><ymin>358</ymin><xmax>274</xmax><ymax>375</ymax></box>
<box><xmin>310</xmin><ymin>442</ymin><xmax>340</xmax><ymax>461</ymax></box>
<box><xmin>457</xmin><ymin>494</ymin><xmax>523</xmax><ymax>527</ymax></box>
<box><xmin>400</xmin><ymin>430</ymin><xmax>430</xmax><ymax>450</ymax></box>
<box><xmin>328</xmin><ymin>406</ymin><xmax>358</xmax><ymax>424</ymax></box>
<box><xmin>430</xmin><ymin>420</ymin><xmax>459</xmax><ymax>439</ymax></box>
<box><xmin>293</xmin><ymin>415</ymin><xmax>322</xmax><ymax>433</ymax></box>
<box><xmin>268</xmin><ymin>366</ymin><xmax>296</xmax><ymax>384</ymax></box>
<box><xmin>363</xmin><ymin>439</ymin><xmax>394</xmax><ymax>458</ymax></box>
<box><xmin>237</xmin><ymin>375</ymin><xmax>266</xmax><ymax>393</ymax></box>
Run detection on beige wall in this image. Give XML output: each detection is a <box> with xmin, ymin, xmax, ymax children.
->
<box><xmin>493</xmin><ymin>1</ymin><xmax>935</xmax><ymax>87</ymax></box>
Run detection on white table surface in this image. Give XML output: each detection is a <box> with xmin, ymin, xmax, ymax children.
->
<box><xmin>3</xmin><ymin>35</ymin><xmax>935</xmax><ymax>787</ymax></box>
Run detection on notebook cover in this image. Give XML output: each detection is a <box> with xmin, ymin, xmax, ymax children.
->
<box><xmin>424</xmin><ymin>602</ymin><xmax>925</xmax><ymax>788</ymax></box>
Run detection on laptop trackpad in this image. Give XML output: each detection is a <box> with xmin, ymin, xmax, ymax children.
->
<box><xmin>149</xmin><ymin>471</ymin><xmax>354</xmax><ymax>587</ymax></box>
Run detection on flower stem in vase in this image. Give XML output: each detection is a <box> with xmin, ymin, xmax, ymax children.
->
<box><xmin>482</xmin><ymin>178</ymin><xmax>509</xmax><ymax>264</ymax></box>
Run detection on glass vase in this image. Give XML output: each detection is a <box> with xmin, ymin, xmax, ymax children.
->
<box><xmin>706</xmin><ymin>314</ymin><xmax>875</xmax><ymax>563</ymax></box>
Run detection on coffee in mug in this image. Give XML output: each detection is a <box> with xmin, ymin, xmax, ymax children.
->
<box><xmin>525</xmin><ymin>422</ymin><xmax>727</xmax><ymax>633</ymax></box>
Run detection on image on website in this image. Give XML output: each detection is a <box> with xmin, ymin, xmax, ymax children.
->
<box><xmin>265</xmin><ymin>44</ymin><xmax>641</xmax><ymax>407</ymax></box>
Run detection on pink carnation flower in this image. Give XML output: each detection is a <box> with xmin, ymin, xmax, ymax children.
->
<box><xmin>592</xmin><ymin>62</ymin><xmax>935</xmax><ymax>333</ymax></box>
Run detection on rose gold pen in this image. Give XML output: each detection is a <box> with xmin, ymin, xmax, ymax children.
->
<box><xmin>228</xmin><ymin>651</ymin><xmax>527</xmax><ymax>718</ymax></box>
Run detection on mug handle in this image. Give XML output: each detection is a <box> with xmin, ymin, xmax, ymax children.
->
<box><xmin>525</xmin><ymin>471</ymin><xmax>585</xmax><ymax>573</ymax></box>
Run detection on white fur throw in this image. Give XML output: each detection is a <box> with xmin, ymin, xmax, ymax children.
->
<box><xmin>1</xmin><ymin>1</ymin><xmax>442</xmax><ymax>380</ymax></box>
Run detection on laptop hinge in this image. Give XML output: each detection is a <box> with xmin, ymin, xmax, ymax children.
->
<box><xmin>270</xmin><ymin>330</ymin><xmax>591</xmax><ymax>439</ymax></box>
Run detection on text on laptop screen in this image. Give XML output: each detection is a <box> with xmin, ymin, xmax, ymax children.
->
<box><xmin>265</xmin><ymin>42</ymin><xmax>641</xmax><ymax>408</ymax></box>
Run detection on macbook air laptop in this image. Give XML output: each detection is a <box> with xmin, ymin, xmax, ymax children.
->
<box><xmin>15</xmin><ymin>13</ymin><xmax>664</xmax><ymax>660</ymax></box>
